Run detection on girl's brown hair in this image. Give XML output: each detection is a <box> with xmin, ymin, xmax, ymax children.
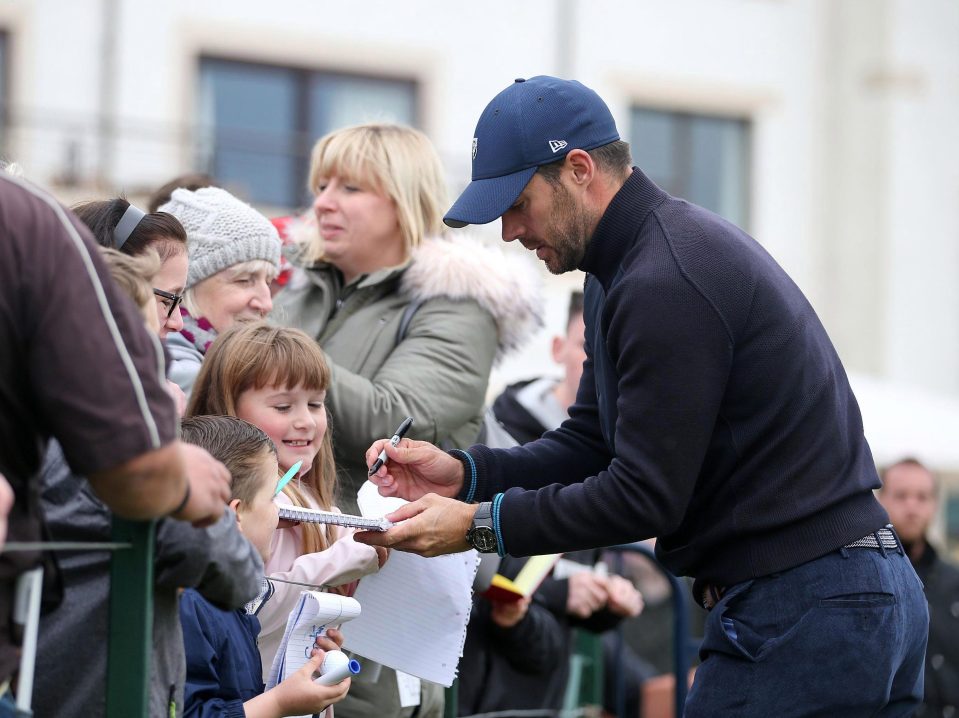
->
<box><xmin>186</xmin><ymin>321</ymin><xmax>337</xmax><ymax>552</ymax></box>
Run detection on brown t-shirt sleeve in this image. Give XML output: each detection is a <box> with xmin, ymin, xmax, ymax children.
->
<box><xmin>15</xmin><ymin>184</ymin><xmax>177</xmax><ymax>476</ymax></box>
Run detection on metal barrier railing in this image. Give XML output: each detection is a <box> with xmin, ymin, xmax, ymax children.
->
<box><xmin>604</xmin><ymin>543</ymin><xmax>691</xmax><ymax>718</ymax></box>
<box><xmin>105</xmin><ymin>518</ymin><xmax>155</xmax><ymax>718</ymax></box>
<box><xmin>1</xmin><ymin>517</ymin><xmax>154</xmax><ymax>716</ymax></box>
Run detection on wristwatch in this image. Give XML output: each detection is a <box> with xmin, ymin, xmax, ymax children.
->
<box><xmin>465</xmin><ymin>501</ymin><xmax>498</xmax><ymax>553</ymax></box>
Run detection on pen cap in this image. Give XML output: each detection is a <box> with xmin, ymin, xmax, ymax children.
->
<box><xmin>395</xmin><ymin>417</ymin><xmax>414</xmax><ymax>438</ymax></box>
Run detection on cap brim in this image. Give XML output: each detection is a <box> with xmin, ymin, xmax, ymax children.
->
<box><xmin>443</xmin><ymin>166</ymin><xmax>537</xmax><ymax>228</ymax></box>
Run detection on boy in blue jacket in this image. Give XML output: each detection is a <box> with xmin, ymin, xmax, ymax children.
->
<box><xmin>179</xmin><ymin>415</ymin><xmax>351</xmax><ymax>717</ymax></box>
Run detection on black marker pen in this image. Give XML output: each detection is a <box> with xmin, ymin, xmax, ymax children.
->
<box><xmin>368</xmin><ymin>417</ymin><xmax>414</xmax><ymax>476</ymax></box>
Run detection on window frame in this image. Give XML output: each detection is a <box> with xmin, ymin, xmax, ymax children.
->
<box><xmin>196</xmin><ymin>54</ymin><xmax>420</xmax><ymax>207</ymax></box>
<box><xmin>629</xmin><ymin>105</ymin><xmax>752</xmax><ymax>231</ymax></box>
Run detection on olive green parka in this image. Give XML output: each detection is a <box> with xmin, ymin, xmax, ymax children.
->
<box><xmin>274</xmin><ymin>235</ymin><xmax>542</xmax><ymax>512</ymax></box>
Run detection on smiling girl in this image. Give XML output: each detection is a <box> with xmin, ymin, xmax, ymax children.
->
<box><xmin>186</xmin><ymin>321</ymin><xmax>384</xmax><ymax>679</ymax></box>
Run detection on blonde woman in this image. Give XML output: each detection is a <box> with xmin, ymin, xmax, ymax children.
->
<box><xmin>275</xmin><ymin>123</ymin><xmax>541</xmax><ymax>718</ymax></box>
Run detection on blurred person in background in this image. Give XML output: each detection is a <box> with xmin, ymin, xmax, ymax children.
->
<box><xmin>274</xmin><ymin>122</ymin><xmax>541</xmax><ymax>718</ymax></box>
<box><xmin>879</xmin><ymin>458</ymin><xmax>959</xmax><ymax>717</ymax></box>
<box><xmin>457</xmin><ymin>555</ymin><xmax>566</xmax><ymax>717</ymax></box>
<box><xmin>160</xmin><ymin>186</ymin><xmax>281</xmax><ymax>396</ymax></box>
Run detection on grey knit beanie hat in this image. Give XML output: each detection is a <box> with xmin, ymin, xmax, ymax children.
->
<box><xmin>159</xmin><ymin>187</ymin><xmax>281</xmax><ymax>288</ymax></box>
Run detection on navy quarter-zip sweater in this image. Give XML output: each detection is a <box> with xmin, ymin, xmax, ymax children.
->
<box><xmin>465</xmin><ymin>168</ymin><xmax>888</xmax><ymax>592</ymax></box>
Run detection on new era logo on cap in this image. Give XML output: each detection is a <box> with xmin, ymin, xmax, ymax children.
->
<box><xmin>443</xmin><ymin>76</ymin><xmax>621</xmax><ymax>228</ymax></box>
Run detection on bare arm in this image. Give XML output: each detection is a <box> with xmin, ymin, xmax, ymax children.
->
<box><xmin>87</xmin><ymin>440</ymin><xmax>230</xmax><ymax>526</ymax></box>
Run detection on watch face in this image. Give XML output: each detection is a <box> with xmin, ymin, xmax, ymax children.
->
<box><xmin>469</xmin><ymin>526</ymin><xmax>498</xmax><ymax>553</ymax></box>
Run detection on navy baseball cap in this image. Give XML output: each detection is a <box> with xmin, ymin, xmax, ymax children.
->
<box><xmin>444</xmin><ymin>76</ymin><xmax>620</xmax><ymax>228</ymax></box>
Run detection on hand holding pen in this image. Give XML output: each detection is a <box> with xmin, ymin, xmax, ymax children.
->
<box><xmin>368</xmin><ymin>417</ymin><xmax>414</xmax><ymax>476</ymax></box>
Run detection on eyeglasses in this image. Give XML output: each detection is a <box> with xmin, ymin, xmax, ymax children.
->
<box><xmin>153</xmin><ymin>288</ymin><xmax>183</xmax><ymax>320</ymax></box>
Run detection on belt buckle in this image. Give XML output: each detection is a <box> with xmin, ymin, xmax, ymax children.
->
<box><xmin>702</xmin><ymin>584</ymin><xmax>726</xmax><ymax>611</ymax></box>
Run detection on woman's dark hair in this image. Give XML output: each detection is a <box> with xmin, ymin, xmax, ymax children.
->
<box><xmin>72</xmin><ymin>197</ymin><xmax>187</xmax><ymax>262</ymax></box>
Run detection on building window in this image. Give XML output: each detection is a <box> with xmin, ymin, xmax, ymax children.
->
<box><xmin>197</xmin><ymin>58</ymin><xmax>417</xmax><ymax>207</ymax></box>
<box><xmin>630</xmin><ymin>107</ymin><xmax>751</xmax><ymax>229</ymax></box>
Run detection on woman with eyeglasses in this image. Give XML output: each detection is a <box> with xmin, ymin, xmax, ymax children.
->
<box><xmin>72</xmin><ymin>197</ymin><xmax>189</xmax><ymax>340</ymax></box>
<box><xmin>34</xmin><ymin>198</ymin><xmax>263</xmax><ymax>717</ymax></box>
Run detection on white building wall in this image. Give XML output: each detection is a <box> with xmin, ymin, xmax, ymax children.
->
<box><xmin>881</xmin><ymin>0</ymin><xmax>959</xmax><ymax>394</ymax></box>
<box><xmin>1</xmin><ymin>0</ymin><xmax>956</xmax><ymax>401</ymax></box>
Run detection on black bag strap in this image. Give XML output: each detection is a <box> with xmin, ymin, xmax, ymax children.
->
<box><xmin>395</xmin><ymin>297</ymin><xmax>425</xmax><ymax>345</ymax></box>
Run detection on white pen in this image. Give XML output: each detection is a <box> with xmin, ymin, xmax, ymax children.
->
<box><xmin>368</xmin><ymin>417</ymin><xmax>414</xmax><ymax>476</ymax></box>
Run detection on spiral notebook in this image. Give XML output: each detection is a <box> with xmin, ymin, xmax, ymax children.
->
<box><xmin>276</xmin><ymin>504</ymin><xmax>393</xmax><ymax>532</ymax></box>
<box><xmin>265</xmin><ymin>591</ymin><xmax>362</xmax><ymax>690</ymax></box>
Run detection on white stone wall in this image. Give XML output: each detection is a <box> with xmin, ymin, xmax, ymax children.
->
<box><xmin>1</xmin><ymin>0</ymin><xmax>956</xmax><ymax>405</ymax></box>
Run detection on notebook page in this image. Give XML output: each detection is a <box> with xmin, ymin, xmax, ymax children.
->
<box><xmin>343</xmin><ymin>482</ymin><xmax>479</xmax><ymax>686</ymax></box>
<box><xmin>344</xmin><ymin>549</ymin><xmax>477</xmax><ymax>686</ymax></box>
<box><xmin>265</xmin><ymin>591</ymin><xmax>361</xmax><ymax>690</ymax></box>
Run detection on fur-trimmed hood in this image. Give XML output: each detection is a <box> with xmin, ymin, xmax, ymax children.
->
<box><xmin>400</xmin><ymin>235</ymin><xmax>543</xmax><ymax>362</ymax></box>
<box><xmin>285</xmin><ymin>229</ymin><xmax>544</xmax><ymax>363</ymax></box>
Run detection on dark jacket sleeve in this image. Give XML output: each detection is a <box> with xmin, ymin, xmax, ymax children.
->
<box><xmin>485</xmin><ymin>595</ymin><xmax>565</xmax><ymax>675</ymax></box>
<box><xmin>155</xmin><ymin>509</ymin><xmax>262</xmax><ymax>609</ymax></box>
<box><xmin>179</xmin><ymin>592</ymin><xmax>247</xmax><ymax>718</ymax></box>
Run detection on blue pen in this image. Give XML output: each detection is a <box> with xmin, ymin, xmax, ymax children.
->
<box><xmin>274</xmin><ymin>461</ymin><xmax>303</xmax><ymax>497</ymax></box>
<box><xmin>368</xmin><ymin>417</ymin><xmax>413</xmax><ymax>476</ymax></box>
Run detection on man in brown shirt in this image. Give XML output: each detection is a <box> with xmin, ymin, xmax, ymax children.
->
<box><xmin>0</xmin><ymin>174</ymin><xmax>231</xmax><ymax>682</ymax></box>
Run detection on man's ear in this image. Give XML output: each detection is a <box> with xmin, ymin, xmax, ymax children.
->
<box><xmin>229</xmin><ymin>497</ymin><xmax>242</xmax><ymax>517</ymax></box>
<box><xmin>551</xmin><ymin>335</ymin><xmax>565</xmax><ymax>364</ymax></box>
<box><xmin>565</xmin><ymin>149</ymin><xmax>595</xmax><ymax>187</ymax></box>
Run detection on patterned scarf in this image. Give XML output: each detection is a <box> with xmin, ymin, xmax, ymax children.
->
<box><xmin>178</xmin><ymin>309</ymin><xmax>219</xmax><ymax>355</ymax></box>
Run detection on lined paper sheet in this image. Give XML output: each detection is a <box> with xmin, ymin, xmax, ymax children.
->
<box><xmin>265</xmin><ymin>591</ymin><xmax>361</xmax><ymax>690</ymax></box>
<box><xmin>342</xmin><ymin>483</ymin><xmax>479</xmax><ymax>687</ymax></box>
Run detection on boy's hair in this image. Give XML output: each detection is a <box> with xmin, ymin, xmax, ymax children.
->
<box><xmin>99</xmin><ymin>246</ymin><xmax>161</xmax><ymax>320</ymax></box>
<box><xmin>180</xmin><ymin>415</ymin><xmax>277</xmax><ymax>505</ymax></box>
<box><xmin>186</xmin><ymin>321</ymin><xmax>337</xmax><ymax>552</ymax></box>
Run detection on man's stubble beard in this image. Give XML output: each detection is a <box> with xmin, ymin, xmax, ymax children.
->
<box><xmin>544</xmin><ymin>183</ymin><xmax>595</xmax><ymax>275</ymax></box>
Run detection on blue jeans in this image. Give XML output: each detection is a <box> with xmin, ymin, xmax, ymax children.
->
<box><xmin>685</xmin><ymin>541</ymin><xmax>928</xmax><ymax>717</ymax></box>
